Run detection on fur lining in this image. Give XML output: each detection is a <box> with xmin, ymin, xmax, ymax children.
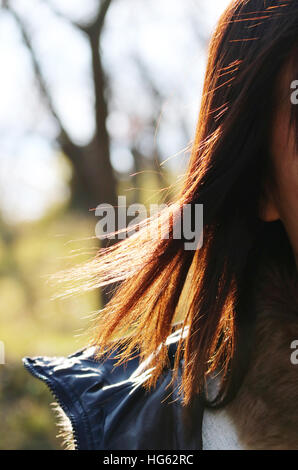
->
<box><xmin>51</xmin><ymin>402</ymin><xmax>76</xmax><ymax>450</ymax></box>
<box><xmin>227</xmin><ymin>260</ymin><xmax>298</xmax><ymax>449</ymax></box>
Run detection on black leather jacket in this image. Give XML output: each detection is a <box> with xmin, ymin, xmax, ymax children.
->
<box><xmin>23</xmin><ymin>327</ymin><xmax>204</xmax><ymax>450</ymax></box>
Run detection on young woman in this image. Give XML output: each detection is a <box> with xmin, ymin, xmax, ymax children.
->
<box><xmin>24</xmin><ymin>0</ymin><xmax>298</xmax><ymax>450</ymax></box>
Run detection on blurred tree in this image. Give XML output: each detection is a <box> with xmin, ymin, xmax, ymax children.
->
<box><xmin>3</xmin><ymin>0</ymin><xmax>117</xmax><ymax>213</ymax></box>
<box><xmin>0</xmin><ymin>0</ymin><xmax>208</xmax><ymax>305</ymax></box>
<box><xmin>2</xmin><ymin>0</ymin><xmax>121</xmax><ymax>305</ymax></box>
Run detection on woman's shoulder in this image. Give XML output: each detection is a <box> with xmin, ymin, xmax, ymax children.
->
<box><xmin>23</xmin><ymin>326</ymin><xmax>204</xmax><ymax>450</ymax></box>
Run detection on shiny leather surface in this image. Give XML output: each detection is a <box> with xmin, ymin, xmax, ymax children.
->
<box><xmin>23</xmin><ymin>328</ymin><xmax>203</xmax><ymax>450</ymax></box>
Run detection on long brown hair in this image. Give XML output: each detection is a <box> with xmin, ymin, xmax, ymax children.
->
<box><xmin>57</xmin><ymin>0</ymin><xmax>298</xmax><ymax>408</ymax></box>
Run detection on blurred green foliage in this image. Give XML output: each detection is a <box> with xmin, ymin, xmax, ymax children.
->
<box><xmin>0</xmin><ymin>209</ymin><xmax>99</xmax><ymax>450</ymax></box>
<box><xmin>0</xmin><ymin>170</ymin><xmax>179</xmax><ymax>449</ymax></box>
<box><xmin>0</xmin><ymin>362</ymin><xmax>59</xmax><ymax>449</ymax></box>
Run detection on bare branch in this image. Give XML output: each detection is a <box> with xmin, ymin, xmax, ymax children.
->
<box><xmin>85</xmin><ymin>0</ymin><xmax>112</xmax><ymax>37</ymax></box>
<box><xmin>85</xmin><ymin>1</ymin><xmax>113</xmax><ymax>151</ymax></box>
<box><xmin>49</xmin><ymin>8</ymin><xmax>81</xmax><ymax>29</ymax></box>
<box><xmin>38</xmin><ymin>0</ymin><xmax>89</xmax><ymax>31</ymax></box>
<box><xmin>38</xmin><ymin>0</ymin><xmax>114</xmax><ymax>155</ymax></box>
<box><xmin>38</xmin><ymin>0</ymin><xmax>112</xmax><ymax>36</ymax></box>
<box><xmin>2</xmin><ymin>1</ymin><xmax>81</xmax><ymax>162</ymax></box>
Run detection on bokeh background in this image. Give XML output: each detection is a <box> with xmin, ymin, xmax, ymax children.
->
<box><xmin>0</xmin><ymin>0</ymin><xmax>230</xmax><ymax>450</ymax></box>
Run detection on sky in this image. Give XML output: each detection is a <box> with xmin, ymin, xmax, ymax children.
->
<box><xmin>0</xmin><ymin>0</ymin><xmax>231</xmax><ymax>223</ymax></box>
